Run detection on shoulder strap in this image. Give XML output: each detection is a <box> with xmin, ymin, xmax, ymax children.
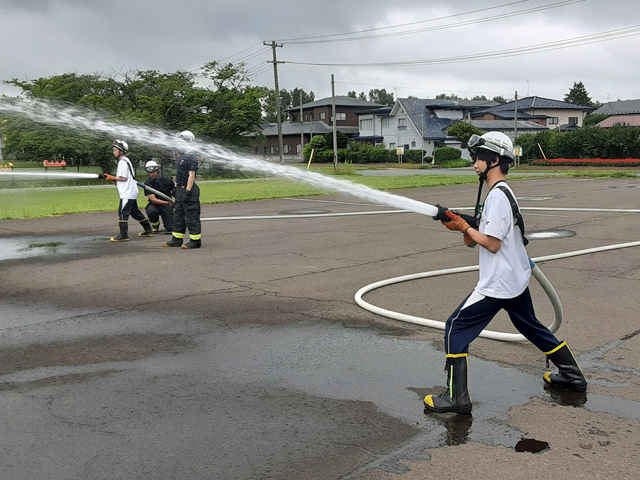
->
<box><xmin>122</xmin><ymin>157</ymin><xmax>136</xmax><ymax>181</ymax></box>
<box><xmin>495</xmin><ymin>185</ymin><xmax>529</xmax><ymax>246</ymax></box>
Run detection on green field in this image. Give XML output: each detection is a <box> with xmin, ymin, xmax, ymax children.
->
<box><xmin>1</xmin><ymin>165</ymin><xmax>637</xmax><ymax>220</ymax></box>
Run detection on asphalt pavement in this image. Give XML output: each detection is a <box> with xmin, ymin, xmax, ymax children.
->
<box><xmin>1</xmin><ymin>176</ymin><xmax>640</xmax><ymax>479</ymax></box>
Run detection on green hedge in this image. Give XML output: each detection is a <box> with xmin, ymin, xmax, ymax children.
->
<box><xmin>516</xmin><ymin>125</ymin><xmax>640</xmax><ymax>162</ymax></box>
<box><xmin>433</xmin><ymin>147</ymin><xmax>462</xmax><ymax>165</ymax></box>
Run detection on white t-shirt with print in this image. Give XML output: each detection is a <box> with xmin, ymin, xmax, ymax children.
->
<box><xmin>475</xmin><ymin>181</ymin><xmax>531</xmax><ymax>299</ymax></box>
<box><xmin>115</xmin><ymin>156</ymin><xmax>139</xmax><ymax>200</ymax></box>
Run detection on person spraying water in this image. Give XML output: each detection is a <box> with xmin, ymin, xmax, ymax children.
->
<box><xmin>423</xmin><ymin>132</ymin><xmax>587</xmax><ymax>415</ymax></box>
<box><xmin>101</xmin><ymin>139</ymin><xmax>155</xmax><ymax>242</ymax></box>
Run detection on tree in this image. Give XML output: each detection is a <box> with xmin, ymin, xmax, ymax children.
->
<box><xmin>368</xmin><ymin>88</ymin><xmax>394</xmax><ymax>105</ymax></box>
<box><xmin>564</xmin><ymin>81</ymin><xmax>593</xmax><ymax>106</ymax></box>
<box><xmin>347</xmin><ymin>91</ymin><xmax>356</xmax><ymax>98</ymax></box>
<box><xmin>583</xmin><ymin>114</ymin><xmax>609</xmax><ymax>127</ymax></box>
<box><xmin>436</xmin><ymin>93</ymin><xmax>460</xmax><ymax>100</ymax></box>
<box><xmin>358</xmin><ymin>92</ymin><xmax>367</xmax><ymax>101</ymax></box>
<box><xmin>2</xmin><ymin>63</ymin><xmax>269</xmax><ymax>170</ymax></box>
<box><xmin>491</xmin><ymin>96</ymin><xmax>507</xmax><ymax>104</ymax></box>
<box><xmin>262</xmin><ymin>87</ymin><xmax>315</xmax><ymax>122</ymax></box>
<box><xmin>446</xmin><ymin>122</ymin><xmax>485</xmax><ymax>147</ymax></box>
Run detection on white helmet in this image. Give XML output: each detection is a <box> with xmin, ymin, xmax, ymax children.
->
<box><xmin>468</xmin><ymin>131</ymin><xmax>514</xmax><ymax>161</ymax></box>
<box><xmin>178</xmin><ymin>130</ymin><xmax>195</xmax><ymax>142</ymax></box>
<box><xmin>145</xmin><ymin>160</ymin><xmax>160</xmax><ymax>172</ymax></box>
<box><xmin>112</xmin><ymin>139</ymin><xmax>129</xmax><ymax>154</ymax></box>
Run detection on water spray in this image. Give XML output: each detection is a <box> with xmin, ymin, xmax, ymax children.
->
<box><xmin>0</xmin><ymin>171</ymin><xmax>174</xmax><ymax>203</ymax></box>
<box><xmin>0</xmin><ymin>100</ymin><xmax>438</xmax><ymax>216</ymax></box>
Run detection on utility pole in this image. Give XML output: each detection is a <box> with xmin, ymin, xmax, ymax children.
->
<box><xmin>514</xmin><ymin>91</ymin><xmax>518</xmax><ymax>143</ymax></box>
<box><xmin>331</xmin><ymin>74</ymin><xmax>338</xmax><ymax>170</ymax></box>
<box><xmin>299</xmin><ymin>91</ymin><xmax>304</xmax><ymax>158</ymax></box>
<box><xmin>265</xmin><ymin>41</ymin><xmax>285</xmax><ymax>163</ymax></box>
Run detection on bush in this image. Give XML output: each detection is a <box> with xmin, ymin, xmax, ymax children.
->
<box><xmin>441</xmin><ymin>159</ymin><xmax>471</xmax><ymax>168</ymax></box>
<box><xmin>402</xmin><ymin>149</ymin><xmax>424</xmax><ymax>163</ymax></box>
<box><xmin>433</xmin><ymin>147</ymin><xmax>461</xmax><ymax>165</ymax></box>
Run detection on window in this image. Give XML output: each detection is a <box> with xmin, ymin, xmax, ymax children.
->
<box><xmin>283</xmin><ymin>144</ymin><xmax>290</xmax><ymax>154</ymax></box>
<box><xmin>548</xmin><ymin>117</ymin><xmax>558</xmax><ymax>125</ymax></box>
<box><xmin>411</xmin><ymin>141</ymin><xmax>416</xmax><ymax>148</ymax></box>
<box><xmin>320</xmin><ymin>112</ymin><xmax>326</xmax><ymax>120</ymax></box>
<box><xmin>397</xmin><ymin>118</ymin><xmax>407</xmax><ymax>129</ymax></box>
<box><xmin>382</xmin><ymin>118</ymin><xmax>389</xmax><ymax>127</ymax></box>
<box><xmin>360</xmin><ymin>118</ymin><xmax>373</xmax><ymax>130</ymax></box>
<box><xmin>569</xmin><ymin>117</ymin><xmax>578</xmax><ymax>125</ymax></box>
<box><xmin>389</xmin><ymin>143</ymin><xmax>396</xmax><ymax>151</ymax></box>
<box><xmin>264</xmin><ymin>147</ymin><xmax>269</xmax><ymax>155</ymax></box>
<box><xmin>291</xmin><ymin>114</ymin><xmax>298</xmax><ymax>122</ymax></box>
<box><xmin>332</xmin><ymin>112</ymin><xmax>346</xmax><ymax>121</ymax></box>
<box><xmin>270</xmin><ymin>145</ymin><xmax>279</xmax><ymax>154</ymax></box>
<box><xmin>297</xmin><ymin>143</ymin><xmax>302</xmax><ymax>154</ymax></box>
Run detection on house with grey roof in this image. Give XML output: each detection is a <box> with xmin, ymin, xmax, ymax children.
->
<box><xmin>354</xmin><ymin>98</ymin><xmax>545</xmax><ymax>159</ymax></box>
<box><xmin>480</xmin><ymin>96</ymin><xmax>594</xmax><ymax>130</ymax></box>
<box><xmin>247</xmin><ymin>96</ymin><xmax>384</xmax><ymax>157</ymax></box>
<box><xmin>593</xmin><ymin>99</ymin><xmax>640</xmax><ymax>128</ymax></box>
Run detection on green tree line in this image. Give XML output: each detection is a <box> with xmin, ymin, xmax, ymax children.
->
<box><xmin>1</xmin><ymin>62</ymin><xmax>268</xmax><ymax>172</ymax></box>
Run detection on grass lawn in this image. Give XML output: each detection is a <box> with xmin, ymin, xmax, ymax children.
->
<box><xmin>0</xmin><ymin>163</ymin><xmax>637</xmax><ymax>220</ymax></box>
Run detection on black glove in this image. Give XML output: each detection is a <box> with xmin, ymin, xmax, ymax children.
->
<box><xmin>98</xmin><ymin>173</ymin><xmax>105</xmax><ymax>179</ymax></box>
<box><xmin>455</xmin><ymin>212</ymin><xmax>480</xmax><ymax>230</ymax></box>
<box><xmin>183</xmin><ymin>189</ymin><xmax>191</xmax><ymax>201</ymax></box>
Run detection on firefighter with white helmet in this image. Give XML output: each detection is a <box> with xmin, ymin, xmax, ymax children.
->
<box><xmin>144</xmin><ymin>160</ymin><xmax>175</xmax><ymax>234</ymax></box>
<box><xmin>164</xmin><ymin>130</ymin><xmax>202</xmax><ymax>249</ymax></box>
<box><xmin>100</xmin><ymin>139</ymin><xmax>154</xmax><ymax>242</ymax></box>
<box><xmin>423</xmin><ymin>131</ymin><xmax>587</xmax><ymax>415</ymax></box>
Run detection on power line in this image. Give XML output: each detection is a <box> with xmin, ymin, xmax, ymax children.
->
<box><xmin>335</xmin><ymin>81</ymin><xmax>508</xmax><ymax>97</ymax></box>
<box><xmin>276</xmin><ymin>0</ymin><xmax>534</xmax><ymax>42</ymax></box>
<box><xmin>286</xmin><ymin>24</ymin><xmax>640</xmax><ymax>67</ymax></box>
<box><xmin>278</xmin><ymin>0</ymin><xmax>584</xmax><ymax>45</ymax></box>
<box><xmin>217</xmin><ymin>42</ymin><xmax>264</xmax><ymax>63</ymax></box>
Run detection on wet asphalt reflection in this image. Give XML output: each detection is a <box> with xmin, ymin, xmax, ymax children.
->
<box><xmin>2</xmin><ymin>302</ymin><xmax>639</xmax><ymax>479</ymax></box>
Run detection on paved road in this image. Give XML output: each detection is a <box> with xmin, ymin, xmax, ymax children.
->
<box><xmin>1</xmin><ymin>177</ymin><xmax>640</xmax><ymax>479</ymax></box>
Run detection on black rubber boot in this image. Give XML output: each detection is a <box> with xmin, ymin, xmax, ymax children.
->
<box><xmin>110</xmin><ymin>221</ymin><xmax>129</xmax><ymax>242</ymax></box>
<box><xmin>138</xmin><ymin>218</ymin><xmax>154</xmax><ymax>237</ymax></box>
<box><xmin>544</xmin><ymin>342</ymin><xmax>587</xmax><ymax>392</ymax></box>
<box><xmin>424</xmin><ymin>354</ymin><xmax>472</xmax><ymax>414</ymax></box>
<box><xmin>163</xmin><ymin>235</ymin><xmax>183</xmax><ymax>247</ymax></box>
<box><xmin>150</xmin><ymin>221</ymin><xmax>160</xmax><ymax>233</ymax></box>
<box><xmin>181</xmin><ymin>239</ymin><xmax>201</xmax><ymax>249</ymax></box>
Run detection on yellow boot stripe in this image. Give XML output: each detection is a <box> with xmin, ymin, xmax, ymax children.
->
<box><xmin>544</xmin><ymin>341</ymin><xmax>567</xmax><ymax>356</ymax></box>
<box><xmin>424</xmin><ymin>395</ymin><xmax>435</xmax><ymax>407</ymax></box>
<box><xmin>447</xmin><ymin>353</ymin><xmax>469</xmax><ymax>358</ymax></box>
<box><xmin>544</xmin><ymin>372</ymin><xmax>552</xmax><ymax>382</ymax></box>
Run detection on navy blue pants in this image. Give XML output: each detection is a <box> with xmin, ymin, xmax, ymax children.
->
<box><xmin>118</xmin><ymin>198</ymin><xmax>145</xmax><ymax>222</ymax></box>
<box><xmin>444</xmin><ymin>287</ymin><xmax>560</xmax><ymax>354</ymax></box>
<box><xmin>172</xmin><ymin>184</ymin><xmax>201</xmax><ymax>240</ymax></box>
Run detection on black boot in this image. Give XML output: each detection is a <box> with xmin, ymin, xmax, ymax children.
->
<box><xmin>138</xmin><ymin>218</ymin><xmax>154</xmax><ymax>237</ymax></box>
<box><xmin>424</xmin><ymin>354</ymin><xmax>472</xmax><ymax>414</ymax></box>
<box><xmin>544</xmin><ymin>342</ymin><xmax>587</xmax><ymax>392</ymax></box>
<box><xmin>110</xmin><ymin>221</ymin><xmax>129</xmax><ymax>242</ymax></box>
<box><xmin>150</xmin><ymin>221</ymin><xmax>160</xmax><ymax>233</ymax></box>
<box><xmin>181</xmin><ymin>238</ymin><xmax>201</xmax><ymax>249</ymax></box>
<box><xmin>163</xmin><ymin>235</ymin><xmax>183</xmax><ymax>247</ymax></box>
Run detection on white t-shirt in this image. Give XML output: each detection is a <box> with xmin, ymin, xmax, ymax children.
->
<box><xmin>475</xmin><ymin>181</ymin><xmax>531</xmax><ymax>299</ymax></box>
<box><xmin>115</xmin><ymin>156</ymin><xmax>139</xmax><ymax>200</ymax></box>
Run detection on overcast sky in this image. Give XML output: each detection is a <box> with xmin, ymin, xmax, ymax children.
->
<box><xmin>1</xmin><ymin>0</ymin><xmax>639</xmax><ymax>104</ymax></box>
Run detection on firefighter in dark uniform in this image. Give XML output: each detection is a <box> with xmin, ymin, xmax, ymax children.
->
<box><xmin>163</xmin><ymin>131</ymin><xmax>202</xmax><ymax>249</ymax></box>
<box><xmin>144</xmin><ymin>160</ymin><xmax>175</xmax><ymax>234</ymax></box>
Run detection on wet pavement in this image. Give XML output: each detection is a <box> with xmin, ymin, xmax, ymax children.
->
<box><xmin>1</xmin><ymin>176</ymin><xmax>640</xmax><ymax>479</ymax></box>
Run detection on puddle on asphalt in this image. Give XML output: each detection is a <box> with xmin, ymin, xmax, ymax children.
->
<box><xmin>2</xmin><ymin>302</ymin><xmax>640</xmax><ymax>474</ymax></box>
<box><xmin>515</xmin><ymin>438</ymin><xmax>550</xmax><ymax>453</ymax></box>
<box><xmin>0</xmin><ymin>235</ymin><xmax>103</xmax><ymax>261</ymax></box>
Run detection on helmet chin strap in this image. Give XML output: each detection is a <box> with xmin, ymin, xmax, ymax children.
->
<box><xmin>474</xmin><ymin>161</ymin><xmax>499</xmax><ymax>217</ymax></box>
